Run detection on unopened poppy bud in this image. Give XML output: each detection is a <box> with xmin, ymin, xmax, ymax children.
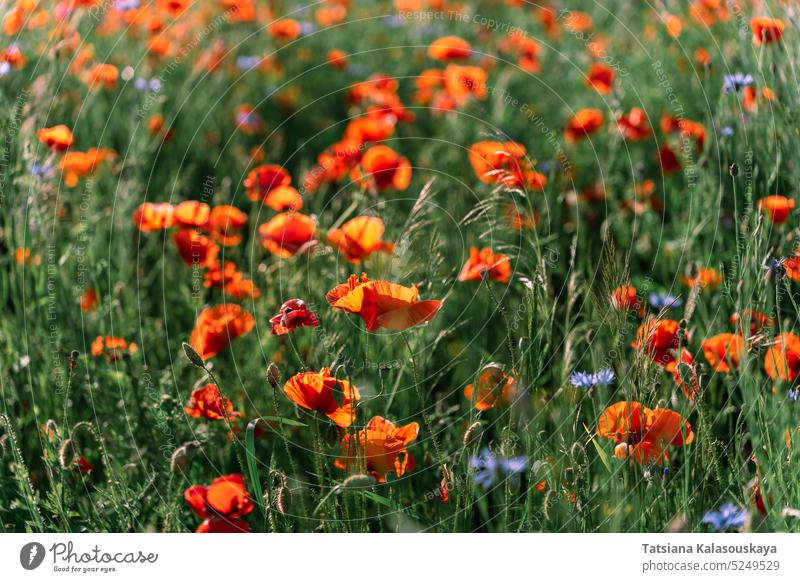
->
<box><xmin>58</xmin><ymin>439</ymin><xmax>74</xmax><ymax>469</ymax></box>
<box><xmin>170</xmin><ymin>441</ymin><xmax>201</xmax><ymax>473</ymax></box>
<box><xmin>182</xmin><ymin>342</ymin><xmax>205</xmax><ymax>368</ymax></box>
<box><xmin>463</xmin><ymin>421</ymin><xmax>483</xmax><ymax>446</ymax></box>
<box><xmin>729</xmin><ymin>163</ymin><xmax>739</xmax><ymax>176</ymax></box>
<box><xmin>614</xmin><ymin>442</ymin><xmax>629</xmax><ymax>460</ymax></box>
<box><xmin>69</xmin><ymin>350</ymin><xmax>79</xmax><ymax>370</ymax></box>
<box><xmin>266</xmin><ymin>362</ymin><xmax>281</xmax><ymax>388</ymax></box>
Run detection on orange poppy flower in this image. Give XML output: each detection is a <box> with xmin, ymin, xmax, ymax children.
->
<box><xmin>468</xmin><ymin>141</ymin><xmax>545</xmax><ymax>190</ymax></box>
<box><xmin>83</xmin><ymin>63</ymin><xmax>118</xmax><ymax>90</ymax></box>
<box><xmin>37</xmin><ymin>125</ymin><xmax>74</xmax><ymax>151</ymax></box>
<box><xmin>90</xmin><ymin>336</ymin><xmax>137</xmax><ymax>361</ymax></box>
<box><xmin>243</xmin><ymin>164</ymin><xmax>292</xmax><ymax>204</ymax></box>
<box><xmin>682</xmin><ymin>267</ymin><xmax>721</xmax><ymax>290</ymax></box>
<box><xmin>757</xmin><ymin>196</ymin><xmax>794</xmax><ymax>224</ymax></box>
<box><xmin>616</xmin><ymin>108</ymin><xmax>651</xmax><ymax>141</ymax></box>
<box><xmin>764</xmin><ymin>332</ymin><xmax>800</xmax><ymax>384</ymax></box>
<box><xmin>586</xmin><ymin>62</ymin><xmax>614</xmax><ymax>94</ymax></box>
<box><xmin>264</xmin><ymin>186</ymin><xmax>304</xmax><ymax>212</ymax></box>
<box><xmin>458</xmin><ymin>246</ymin><xmax>511</xmax><ymax>283</ymax></box>
<box><xmin>672</xmin><ymin>349</ymin><xmax>700</xmax><ymax>400</ymax></box>
<box><xmin>730</xmin><ymin>308</ymin><xmax>774</xmax><ymax>336</ymax></box>
<box><xmin>326</xmin><ymin>49</ymin><xmax>348</xmax><ymax>69</ymax></box>
<box><xmin>597</xmin><ymin>401</ymin><xmax>693</xmax><ymax>464</ymax></box>
<box><xmin>269</xmin><ymin>298</ymin><xmax>319</xmax><ymax>335</ymax></box>
<box><xmin>632</xmin><ymin>319</ymin><xmax>685</xmax><ymax>368</ymax></box>
<box><xmin>184</xmin><ymin>383</ymin><xmax>240</xmax><ymax>421</ymax></box>
<box><xmin>80</xmin><ymin>289</ymin><xmax>98</xmax><ymax>312</ymax></box>
<box><xmin>133</xmin><ymin>202</ymin><xmax>175</xmax><ymax>231</ymax></box>
<box><xmin>428</xmin><ymin>35</ymin><xmax>472</xmax><ymax>61</ymax></box>
<box><xmin>189</xmin><ymin>304</ymin><xmax>255</xmax><ymax>360</ymax></box>
<box><xmin>751</xmin><ymin>17</ymin><xmax>785</xmax><ymax>46</ymax></box>
<box><xmin>464</xmin><ymin>364</ymin><xmax>516</xmax><ymax>411</ymax></box>
<box><xmin>565</xmin><ymin>109</ymin><xmax>604</xmax><ymax>143</ymax></box>
<box><xmin>334</xmin><ymin>416</ymin><xmax>419</xmax><ymax>483</ymax></box>
<box><xmin>443</xmin><ymin>64</ymin><xmax>488</xmax><ymax>103</ymax></box>
<box><xmin>208</xmin><ymin>205</ymin><xmax>247</xmax><ymax>246</ymax></box>
<box><xmin>268</xmin><ymin>19</ymin><xmax>301</xmax><ymax>42</ymax></box>
<box><xmin>610</xmin><ymin>284</ymin><xmax>640</xmax><ymax>312</ymax></box>
<box><xmin>326</xmin><ymin>273</ymin><xmax>442</xmax><ymax>332</ymax></box>
<box><xmin>172</xmin><ymin>228</ymin><xmax>219</xmax><ymax>267</ymax></box>
<box><xmin>344</xmin><ymin>116</ymin><xmax>396</xmax><ymax>145</ymax></box>
<box><xmin>283</xmin><ymin>368</ymin><xmax>359</xmax><ymax>427</ymax></box>
<box><xmin>661</xmin><ymin>115</ymin><xmax>706</xmax><ymax>152</ymax></box>
<box><xmin>327</xmin><ymin>216</ymin><xmax>394</xmax><ymax>263</ymax></box>
<box><xmin>353</xmin><ymin>145</ymin><xmax>412</xmax><ymax>191</ymax></box>
<box><xmin>173</xmin><ymin>200</ymin><xmax>211</xmax><ymax>229</ymax></box>
<box><xmin>184</xmin><ymin>474</ymin><xmax>252</xmax><ymax>533</ymax></box>
<box><xmin>701</xmin><ymin>333</ymin><xmax>745</xmax><ymax>372</ymax></box>
<box><xmin>258</xmin><ymin>212</ymin><xmax>316</xmax><ymax>258</ymax></box>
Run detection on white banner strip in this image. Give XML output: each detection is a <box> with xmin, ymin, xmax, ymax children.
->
<box><xmin>2</xmin><ymin>533</ymin><xmax>800</xmax><ymax>580</ymax></box>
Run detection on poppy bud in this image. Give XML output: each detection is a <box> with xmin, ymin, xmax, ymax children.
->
<box><xmin>170</xmin><ymin>441</ymin><xmax>201</xmax><ymax>474</ymax></box>
<box><xmin>614</xmin><ymin>442</ymin><xmax>629</xmax><ymax>460</ymax></box>
<box><xmin>69</xmin><ymin>350</ymin><xmax>79</xmax><ymax>370</ymax></box>
<box><xmin>266</xmin><ymin>362</ymin><xmax>281</xmax><ymax>388</ymax></box>
<box><xmin>729</xmin><ymin>163</ymin><xmax>739</xmax><ymax>176</ymax></box>
<box><xmin>182</xmin><ymin>342</ymin><xmax>205</xmax><ymax>368</ymax></box>
<box><xmin>58</xmin><ymin>438</ymin><xmax>75</xmax><ymax>469</ymax></box>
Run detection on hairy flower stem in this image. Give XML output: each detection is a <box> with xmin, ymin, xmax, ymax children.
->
<box><xmin>202</xmin><ymin>365</ymin><xmax>247</xmax><ymax>476</ymax></box>
<box><xmin>402</xmin><ymin>333</ymin><xmax>445</xmax><ymax>471</ymax></box>
<box><xmin>484</xmin><ymin>279</ymin><xmax>517</xmax><ymax>370</ymax></box>
<box><xmin>272</xmin><ymin>384</ymin><xmax>307</xmax><ymax>524</ymax></box>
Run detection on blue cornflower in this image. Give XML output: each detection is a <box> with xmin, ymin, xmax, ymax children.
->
<box><xmin>469</xmin><ymin>448</ymin><xmax>528</xmax><ymax>490</ymax></box>
<box><xmin>570</xmin><ymin>368</ymin><xmax>615</xmax><ymax>388</ymax></box>
<box><xmin>723</xmin><ymin>73</ymin><xmax>753</xmax><ymax>93</ymax></box>
<box><xmin>134</xmin><ymin>77</ymin><xmax>160</xmax><ymax>93</ymax></box>
<box><xmin>114</xmin><ymin>0</ymin><xmax>140</xmax><ymax>10</ymax></box>
<box><xmin>648</xmin><ymin>292</ymin><xmax>683</xmax><ymax>309</ymax></box>
<box><xmin>236</xmin><ymin>55</ymin><xmax>261</xmax><ymax>71</ymax></box>
<box><xmin>720</xmin><ymin>126</ymin><xmax>735</xmax><ymax>137</ymax></box>
<box><xmin>702</xmin><ymin>503</ymin><xmax>749</xmax><ymax>531</ymax></box>
<box><xmin>0</xmin><ymin>61</ymin><xmax>10</xmax><ymax>77</ymax></box>
<box><xmin>788</xmin><ymin>389</ymin><xmax>799</xmax><ymax>401</ymax></box>
<box><xmin>30</xmin><ymin>162</ymin><xmax>54</xmax><ymax>178</ymax></box>
<box><xmin>538</xmin><ymin>160</ymin><xmax>562</xmax><ymax>174</ymax></box>
<box><xmin>299</xmin><ymin>21</ymin><xmax>317</xmax><ymax>35</ymax></box>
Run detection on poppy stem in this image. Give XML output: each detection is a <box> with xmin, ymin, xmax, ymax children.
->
<box><xmin>484</xmin><ymin>279</ymin><xmax>517</xmax><ymax>370</ymax></box>
<box><xmin>402</xmin><ymin>332</ymin><xmax>445</xmax><ymax>471</ymax></box>
<box><xmin>203</xmin><ymin>365</ymin><xmax>247</xmax><ymax>477</ymax></box>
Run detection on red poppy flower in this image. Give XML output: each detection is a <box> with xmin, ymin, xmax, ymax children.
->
<box><xmin>468</xmin><ymin>140</ymin><xmax>545</xmax><ymax>190</ymax></box>
<box><xmin>335</xmin><ymin>416</ymin><xmax>419</xmax><ymax>482</ymax></box>
<box><xmin>597</xmin><ymin>401</ymin><xmax>694</xmax><ymax>464</ymax></box>
<box><xmin>751</xmin><ymin>17</ymin><xmax>785</xmax><ymax>45</ymax></box>
<box><xmin>428</xmin><ymin>35</ymin><xmax>472</xmax><ymax>61</ymax></box>
<box><xmin>90</xmin><ymin>336</ymin><xmax>137</xmax><ymax>361</ymax></box>
<box><xmin>353</xmin><ymin>145</ymin><xmax>412</xmax><ymax>191</ymax></box>
<box><xmin>616</xmin><ymin>107</ymin><xmax>652</xmax><ymax>141</ymax></box>
<box><xmin>565</xmin><ymin>109</ymin><xmax>604</xmax><ymax>142</ymax></box>
<box><xmin>443</xmin><ymin>64</ymin><xmax>488</xmax><ymax>104</ymax></box>
<box><xmin>184</xmin><ymin>383</ymin><xmax>239</xmax><ymax>421</ymax></box>
<box><xmin>327</xmin><ymin>216</ymin><xmax>394</xmax><ymax>262</ymax></box>
<box><xmin>701</xmin><ymin>333</ymin><xmax>745</xmax><ymax>372</ymax></box>
<box><xmin>173</xmin><ymin>200</ymin><xmax>211</xmax><ymax>229</ymax></box>
<box><xmin>757</xmin><ymin>196</ymin><xmax>794</xmax><ymax>224</ymax></box>
<box><xmin>172</xmin><ymin>228</ymin><xmax>220</xmax><ymax>268</ymax></box>
<box><xmin>326</xmin><ymin>273</ymin><xmax>442</xmax><ymax>332</ymax></box>
<box><xmin>730</xmin><ymin>309</ymin><xmax>774</xmax><ymax>336</ymax></box>
<box><xmin>258</xmin><ymin>212</ymin><xmax>316</xmax><ymax>257</ymax></box>
<box><xmin>682</xmin><ymin>267</ymin><xmax>721</xmax><ymax>290</ymax></box>
<box><xmin>270</xmin><ymin>299</ymin><xmax>319</xmax><ymax>335</ymax></box>
<box><xmin>672</xmin><ymin>349</ymin><xmax>700</xmax><ymax>400</ymax></box>
<box><xmin>661</xmin><ymin>115</ymin><xmax>706</xmax><ymax>152</ymax></box>
<box><xmin>80</xmin><ymin>288</ymin><xmax>98</xmax><ymax>312</ymax></box>
<box><xmin>764</xmin><ymin>332</ymin><xmax>800</xmax><ymax>384</ymax></box>
<box><xmin>586</xmin><ymin>62</ymin><xmax>614</xmax><ymax>94</ymax></box>
<box><xmin>268</xmin><ymin>19</ymin><xmax>301</xmax><ymax>42</ymax></box>
<box><xmin>37</xmin><ymin>125</ymin><xmax>74</xmax><ymax>150</ymax></box>
<box><xmin>189</xmin><ymin>304</ymin><xmax>255</xmax><ymax>360</ymax></box>
<box><xmin>184</xmin><ymin>474</ymin><xmax>253</xmax><ymax>533</ymax></box>
<box><xmin>464</xmin><ymin>364</ymin><xmax>516</xmax><ymax>411</ymax></box>
<box><xmin>458</xmin><ymin>246</ymin><xmax>512</xmax><ymax>283</ymax></box>
<box><xmin>208</xmin><ymin>205</ymin><xmax>248</xmax><ymax>246</ymax></box>
<box><xmin>610</xmin><ymin>284</ymin><xmax>640</xmax><ymax>311</ymax></box>
<box><xmin>283</xmin><ymin>368</ymin><xmax>359</xmax><ymax>427</ymax></box>
<box><xmin>243</xmin><ymin>164</ymin><xmax>292</xmax><ymax>204</ymax></box>
<box><xmin>632</xmin><ymin>319</ymin><xmax>684</xmax><ymax>368</ymax></box>
<box><xmin>59</xmin><ymin>148</ymin><xmax>115</xmax><ymax>187</ymax></box>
